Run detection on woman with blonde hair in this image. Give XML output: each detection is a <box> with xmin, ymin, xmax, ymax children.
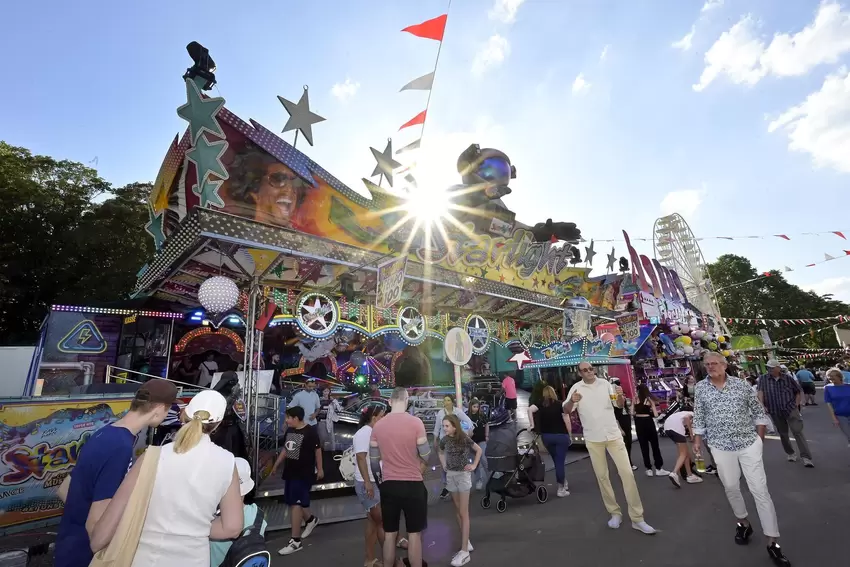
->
<box><xmin>90</xmin><ymin>390</ymin><xmax>244</xmax><ymax>567</ymax></box>
<box><xmin>527</xmin><ymin>385</ymin><xmax>572</xmax><ymax>497</ymax></box>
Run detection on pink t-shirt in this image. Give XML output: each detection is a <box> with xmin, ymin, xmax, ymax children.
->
<box><xmin>370</xmin><ymin>412</ymin><xmax>427</xmax><ymax>482</ymax></box>
<box><xmin>502</xmin><ymin>376</ymin><xmax>517</xmax><ymax>399</ymax></box>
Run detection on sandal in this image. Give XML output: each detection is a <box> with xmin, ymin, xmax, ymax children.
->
<box><xmin>396</xmin><ymin>537</ymin><xmax>409</xmax><ymax>550</ymax></box>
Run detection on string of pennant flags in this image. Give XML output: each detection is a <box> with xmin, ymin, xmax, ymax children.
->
<box><xmin>780</xmin><ymin>347</ymin><xmax>849</xmax><ymax>354</ymax></box>
<box><xmin>774</xmin><ymin>323</ymin><xmax>845</xmax><ymax>344</ymax></box>
<box><xmin>725</xmin><ymin>315</ymin><xmax>850</xmax><ymax>326</ymax></box>
<box><xmin>594</xmin><ymin>230</ymin><xmax>849</xmax><ymax>243</ymax></box>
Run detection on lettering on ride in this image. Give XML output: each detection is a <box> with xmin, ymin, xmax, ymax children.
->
<box><xmin>302</xmin><ymin>303</ymin><xmax>333</xmax><ymax>327</ymax></box>
<box><xmin>1</xmin><ymin>431</ymin><xmax>92</xmax><ymax>485</ymax></box>
<box><xmin>412</xmin><ymin>226</ymin><xmax>573</xmax><ymax>282</ymax></box>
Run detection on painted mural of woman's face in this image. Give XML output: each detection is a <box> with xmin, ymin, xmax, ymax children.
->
<box><xmin>254</xmin><ymin>163</ymin><xmax>299</xmax><ymax>225</ymax></box>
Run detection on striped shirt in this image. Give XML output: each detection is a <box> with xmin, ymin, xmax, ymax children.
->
<box><xmin>758</xmin><ymin>373</ymin><xmax>801</xmax><ymax>417</ymax></box>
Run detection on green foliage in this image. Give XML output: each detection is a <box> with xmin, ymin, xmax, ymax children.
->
<box><xmin>707</xmin><ymin>254</ymin><xmax>850</xmax><ymax>349</ymax></box>
<box><xmin>0</xmin><ymin>142</ymin><xmax>153</xmax><ymax>344</ymax></box>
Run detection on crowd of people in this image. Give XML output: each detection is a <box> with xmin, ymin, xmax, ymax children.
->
<box><xmin>51</xmin><ymin>348</ymin><xmax>850</xmax><ymax>567</ymax></box>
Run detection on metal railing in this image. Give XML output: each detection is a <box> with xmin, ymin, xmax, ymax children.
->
<box><xmin>105</xmin><ymin>365</ymin><xmax>209</xmax><ymax>392</ymax></box>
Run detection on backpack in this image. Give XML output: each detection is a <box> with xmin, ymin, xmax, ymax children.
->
<box><xmin>335</xmin><ymin>446</ymin><xmax>358</xmax><ymax>483</ymax></box>
<box><xmin>221</xmin><ymin>507</ymin><xmax>269</xmax><ymax>567</ymax></box>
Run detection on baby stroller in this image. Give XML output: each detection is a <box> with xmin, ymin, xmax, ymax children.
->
<box><xmin>481</xmin><ymin>426</ymin><xmax>548</xmax><ymax>513</ymax></box>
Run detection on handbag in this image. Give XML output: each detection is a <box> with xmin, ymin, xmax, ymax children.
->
<box><xmin>89</xmin><ymin>446</ymin><xmax>161</xmax><ymax>567</ymax></box>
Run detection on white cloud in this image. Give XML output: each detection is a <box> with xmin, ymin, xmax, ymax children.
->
<box><xmin>694</xmin><ymin>2</ymin><xmax>850</xmax><ymax>91</ymax></box>
<box><xmin>806</xmin><ymin>276</ymin><xmax>850</xmax><ymax>303</ymax></box>
<box><xmin>330</xmin><ymin>78</ymin><xmax>360</xmax><ymax>102</ymax></box>
<box><xmin>701</xmin><ymin>0</ymin><xmax>723</xmax><ymax>13</ymax></box>
<box><xmin>572</xmin><ymin>73</ymin><xmax>591</xmax><ymax>94</ymax></box>
<box><xmin>660</xmin><ymin>189</ymin><xmax>705</xmax><ymax>219</ymax></box>
<box><xmin>672</xmin><ymin>25</ymin><xmax>696</xmax><ymax>51</ymax></box>
<box><xmin>472</xmin><ymin>34</ymin><xmax>510</xmax><ymax>76</ymax></box>
<box><xmin>768</xmin><ymin>67</ymin><xmax>850</xmax><ymax>173</ymax></box>
<box><xmin>488</xmin><ymin>0</ymin><xmax>526</xmax><ymax>24</ymax></box>
<box><xmin>600</xmin><ymin>45</ymin><xmax>610</xmax><ymax>61</ymax></box>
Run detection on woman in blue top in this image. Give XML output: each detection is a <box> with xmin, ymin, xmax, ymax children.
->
<box><xmin>824</xmin><ymin>367</ymin><xmax>850</xmax><ymax>445</ymax></box>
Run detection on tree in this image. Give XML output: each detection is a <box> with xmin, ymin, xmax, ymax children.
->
<box><xmin>707</xmin><ymin>254</ymin><xmax>850</xmax><ymax>349</ymax></box>
<box><xmin>0</xmin><ymin>142</ymin><xmax>153</xmax><ymax>344</ymax></box>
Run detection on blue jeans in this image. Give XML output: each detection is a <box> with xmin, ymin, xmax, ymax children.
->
<box><xmin>473</xmin><ymin>441</ymin><xmax>488</xmax><ymax>485</ymax></box>
<box><xmin>838</xmin><ymin>415</ymin><xmax>850</xmax><ymax>443</ymax></box>
<box><xmin>542</xmin><ymin>433</ymin><xmax>571</xmax><ymax>485</ymax></box>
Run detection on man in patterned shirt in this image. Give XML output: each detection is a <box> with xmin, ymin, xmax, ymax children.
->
<box><xmin>693</xmin><ymin>352</ymin><xmax>790</xmax><ymax>566</ymax></box>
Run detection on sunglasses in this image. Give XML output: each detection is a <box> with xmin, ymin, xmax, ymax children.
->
<box><xmin>476</xmin><ymin>157</ymin><xmax>512</xmax><ymax>182</ymax></box>
<box><xmin>266</xmin><ymin>171</ymin><xmax>297</xmax><ymax>188</ymax></box>
<box><xmin>579</xmin><ymin>367</ymin><xmax>594</xmax><ymax>373</ymax></box>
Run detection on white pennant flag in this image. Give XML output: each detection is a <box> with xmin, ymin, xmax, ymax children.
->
<box><xmin>825</xmin><ymin>253</ymin><xmax>836</xmax><ymax>261</ymax></box>
<box><xmin>784</xmin><ymin>266</ymin><xmax>793</xmax><ymax>272</ymax></box>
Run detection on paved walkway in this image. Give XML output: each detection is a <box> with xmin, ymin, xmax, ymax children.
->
<box><xmin>269</xmin><ymin>397</ymin><xmax>849</xmax><ymax>566</ymax></box>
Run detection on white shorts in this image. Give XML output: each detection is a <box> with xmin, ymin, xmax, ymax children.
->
<box><xmin>445</xmin><ymin>470</ymin><xmax>472</xmax><ymax>493</ymax></box>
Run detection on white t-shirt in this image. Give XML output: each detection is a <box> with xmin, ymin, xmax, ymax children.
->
<box><xmin>198</xmin><ymin>361</ymin><xmax>218</xmax><ymax>387</ymax></box>
<box><xmin>353</xmin><ymin>425</ymin><xmax>375</xmax><ymax>482</ymax></box>
<box><xmin>566</xmin><ymin>378</ymin><xmax>621</xmax><ymax>443</ymax></box>
<box><xmin>664</xmin><ymin>411</ymin><xmax>693</xmax><ymax>436</ymax></box>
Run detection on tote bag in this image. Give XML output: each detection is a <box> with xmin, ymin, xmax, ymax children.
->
<box><xmin>89</xmin><ymin>446</ymin><xmax>161</xmax><ymax>567</ymax></box>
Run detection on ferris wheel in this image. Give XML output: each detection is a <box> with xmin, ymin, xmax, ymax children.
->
<box><xmin>653</xmin><ymin>213</ymin><xmax>729</xmax><ymax>334</ymax></box>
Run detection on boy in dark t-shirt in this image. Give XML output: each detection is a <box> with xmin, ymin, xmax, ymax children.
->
<box><xmin>272</xmin><ymin>406</ymin><xmax>324</xmax><ymax>556</ymax></box>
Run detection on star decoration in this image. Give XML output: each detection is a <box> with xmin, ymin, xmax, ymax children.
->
<box><xmin>303</xmin><ymin>297</ymin><xmax>331</xmax><ymax>330</ymax></box>
<box><xmin>508</xmin><ymin>351</ymin><xmax>532</xmax><ymax>370</ymax></box>
<box><xmin>585</xmin><ymin>239</ymin><xmax>597</xmax><ymax>266</ymax></box>
<box><xmin>369</xmin><ymin>140</ymin><xmax>402</xmax><ymax>187</ymax></box>
<box><xmin>479</xmin><ymin>267</ymin><xmax>488</xmax><ymax>279</ymax></box>
<box><xmin>278</xmin><ymin>87</ymin><xmax>326</xmax><ymax>146</ymax></box>
<box><xmin>186</xmin><ymin>135</ymin><xmax>229</xmax><ymax>186</ymax></box>
<box><xmin>177</xmin><ymin>78</ymin><xmax>226</xmax><ymax>143</ymax></box>
<box><xmin>144</xmin><ymin>204</ymin><xmax>166</xmax><ymax>249</ymax></box>
<box><xmin>400</xmin><ymin>308</ymin><xmax>425</xmax><ymax>338</ymax></box>
<box><xmin>532</xmin><ymin>277</ymin><xmax>539</xmax><ymax>288</ymax></box>
<box><xmin>297</xmin><ymin>261</ymin><xmax>322</xmax><ymax>284</ymax></box>
<box><xmin>499</xmin><ymin>274</ymin><xmax>505</xmax><ymax>283</ymax></box>
<box><xmin>195</xmin><ymin>177</ymin><xmax>225</xmax><ymax>209</ymax></box>
<box><xmin>606</xmin><ymin>247</ymin><xmax>616</xmax><ymax>272</ymax></box>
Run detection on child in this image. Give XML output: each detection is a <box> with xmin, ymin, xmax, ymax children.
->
<box><xmin>664</xmin><ymin>410</ymin><xmax>703</xmax><ymax>488</ymax></box>
<box><xmin>210</xmin><ymin>458</ymin><xmax>268</xmax><ymax>567</ymax></box>
<box><xmin>438</xmin><ymin>414</ymin><xmax>482</xmax><ymax>567</ymax></box>
<box><xmin>272</xmin><ymin>406</ymin><xmax>324</xmax><ymax>556</ymax></box>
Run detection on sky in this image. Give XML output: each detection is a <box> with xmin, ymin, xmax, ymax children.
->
<box><xmin>2</xmin><ymin>0</ymin><xmax>850</xmax><ymax>309</ymax></box>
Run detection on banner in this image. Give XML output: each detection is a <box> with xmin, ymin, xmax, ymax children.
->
<box><xmin>616</xmin><ymin>312</ymin><xmax>640</xmax><ymax>341</ymax></box>
<box><xmin>0</xmin><ymin>397</ymin><xmax>141</xmax><ymax>530</ymax></box>
<box><xmin>376</xmin><ymin>256</ymin><xmax>408</xmax><ymax>309</ymax></box>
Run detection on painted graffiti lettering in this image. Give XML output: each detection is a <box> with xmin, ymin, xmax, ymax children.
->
<box><xmin>40</xmin><ymin>428</ymin><xmax>58</xmax><ymax>439</ymax></box>
<box><xmin>1</xmin><ymin>431</ymin><xmax>92</xmax><ymax>485</ymax></box>
<box><xmin>0</xmin><ymin>487</ymin><xmax>24</xmax><ymax>499</ymax></box>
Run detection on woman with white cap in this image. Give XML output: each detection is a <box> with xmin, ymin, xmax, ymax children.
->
<box><xmin>90</xmin><ymin>390</ymin><xmax>244</xmax><ymax>567</ymax></box>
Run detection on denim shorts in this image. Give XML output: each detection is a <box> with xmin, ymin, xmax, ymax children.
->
<box><xmin>355</xmin><ymin>480</ymin><xmax>381</xmax><ymax>511</ymax></box>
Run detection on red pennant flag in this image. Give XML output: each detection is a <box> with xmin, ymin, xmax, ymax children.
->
<box><xmin>402</xmin><ymin>14</ymin><xmax>448</xmax><ymax>41</ymax></box>
<box><xmin>833</xmin><ymin>231</ymin><xmax>846</xmax><ymax>239</ymax></box>
<box><xmin>775</xmin><ymin>234</ymin><xmax>790</xmax><ymax>240</ymax></box>
<box><xmin>805</xmin><ymin>263</ymin><xmax>816</xmax><ymax>267</ymax></box>
<box><xmin>399</xmin><ymin>110</ymin><xmax>427</xmax><ymax>131</ymax></box>
<box><xmin>844</xmin><ymin>250</ymin><xmax>850</xmax><ymax>255</ymax></box>
<box><xmin>550</xmin><ymin>235</ymin><xmax>559</xmax><ymax>243</ymax></box>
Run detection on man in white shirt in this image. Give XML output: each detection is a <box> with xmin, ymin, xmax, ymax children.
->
<box><xmin>197</xmin><ymin>352</ymin><xmax>218</xmax><ymax>388</ymax></box>
<box><xmin>565</xmin><ymin>362</ymin><xmax>656</xmax><ymax>535</ymax></box>
<box><xmin>289</xmin><ymin>377</ymin><xmax>322</xmax><ymax>427</ymax></box>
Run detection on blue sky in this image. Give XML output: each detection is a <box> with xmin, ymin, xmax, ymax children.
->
<box><xmin>2</xmin><ymin>0</ymin><xmax>850</xmax><ymax>308</ymax></box>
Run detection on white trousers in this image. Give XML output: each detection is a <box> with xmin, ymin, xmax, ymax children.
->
<box><xmin>712</xmin><ymin>437</ymin><xmax>780</xmax><ymax>538</ymax></box>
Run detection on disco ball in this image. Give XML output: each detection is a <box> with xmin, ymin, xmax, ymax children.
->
<box><xmin>197</xmin><ymin>276</ymin><xmax>239</xmax><ymax>313</ymax></box>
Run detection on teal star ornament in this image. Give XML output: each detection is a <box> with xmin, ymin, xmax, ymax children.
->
<box><xmin>186</xmin><ymin>135</ymin><xmax>229</xmax><ymax>184</ymax></box>
<box><xmin>144</xmin><ymin>203</ymin><xmax>166</xmax><ymax>249</ymax></box>
<box><xmin>195</xmin><ymin>176</ymin><xmax>225</xmax><ymax>209</ymax></box>
<box><xmin>177</xmin><ymin>78</ymin><xmax>226</xmax><ymax>143</ymax></box>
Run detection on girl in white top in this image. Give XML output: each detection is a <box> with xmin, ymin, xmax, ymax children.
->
<box><xmin>663</xmin><ymin>411</ymin><xmax>703</xmax><ymax>487</ymax></box>
<box><xmin>91</xmin><ymin>390</ymin><xmax>244</xmax><ymax>567</ymax></box>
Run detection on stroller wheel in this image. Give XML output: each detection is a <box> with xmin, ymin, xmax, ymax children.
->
<box><xmin>536</xmin><ymin>485</ymin><xmax>548</xmax><ymax>503</ymax></box>
<box><xmin>496</xmin><ymin>499</ymin><xmax>507</xmax><ymax>513</ymax></box>
<box><xmin>481</xmin><ymin>497</ymin><xmax>491</xmax><ymax>509</ymax></box>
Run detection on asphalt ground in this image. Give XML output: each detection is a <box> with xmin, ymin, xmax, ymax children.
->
<box><xmin>269</xmin><ymin>391</ymin><xmax>849</xmax><ymax>567</ymax></box>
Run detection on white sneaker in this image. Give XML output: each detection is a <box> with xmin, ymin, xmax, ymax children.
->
<box><xmin>632</xmin><ymin>521</ymin><xmax>657</xmax><ymax>535</ymax></box>
<box><xmin>654</xmin><ymin>468</ymin><xmax>671</xmax><ymax>476</ymax></box>
<box><xmin>668</xmin><ymin>472</ymin><xmax>681</xmax><ymax>488</ymax></box>
<box><xmin>451</xmin><ymin>550</ymin><xmax>471</xmax><ymax>566</ymax></box>
<box><xmin>787</xmin><ymin>454</ymin><xmax>798</xmax><ymax>462</ymax></box>
<box><xmin>686</xmin><ymin>474</ymin><xmax>703</xmax><ymax>484</ymax></box>
<box><xmin>475</xmin><ymin>481</ymin><xmax>483</xmax><ymax>491</ymax></box>
<box><xmin>278</xmin><ymin>539</ymin><xmax>302</xmax><ymax>555</ymax></box>
<box><xmin>302</xmin><ymin>515</ymin><xmax>319</xmax><ymax>538</ymax></box>
<box><xmin>467</xmin><ymin>540</ymin><xmax>474</xmax><ymax>552</ymax></box>
<box><xmin>607</xmin><ymin>515</ymin><xmax>622</xmax><ymax>529</ymax></box>
<box><xmin>631</xmin><ymin>465</ymin><xmax>638</xmax><ymax>471</ymax></box>
<box><xmin>645</xmin><ymin>469</ymin><xmax>655</xmax><ymax>477</ymax></box>
<box><xmin>557</xmin><ymin>486</ymin><xmax>570</xmax><ymax>497</ymax></box>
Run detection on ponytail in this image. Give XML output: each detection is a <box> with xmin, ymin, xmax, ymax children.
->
<box><xmin>173</xmin><ymin>410</ymin><xmax>210</xmax><ymax>454</ymax></box>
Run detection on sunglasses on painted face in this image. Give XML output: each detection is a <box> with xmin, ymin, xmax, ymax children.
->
<box><xmin>476</xmin><ymin>157</ymin><xmax>512</xmax><ymax>182</ymax></box>
<box><xmin>266</xmin><ymin>171</ymin><xmax>297</xmax><ymax>188</ymax></box>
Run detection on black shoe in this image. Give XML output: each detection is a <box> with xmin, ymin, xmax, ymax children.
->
<box><xmin>440</xmin><ymin>488</ymin><xmax>450</xmax><ymax>500</ymax></box>
<box><xmin>734</xmin><ymin>522</ymin><xmax>753</xmax><ymax>545</ymax></box>
<box><xmin>704</xmin><ymin>465</ymin><xmax>717</xmax><ymax>475</ymax></box>
<box><xmin>767</xmin><ymin>543</ymin><xmax>791</xmax><ymax>566</ymax></box>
